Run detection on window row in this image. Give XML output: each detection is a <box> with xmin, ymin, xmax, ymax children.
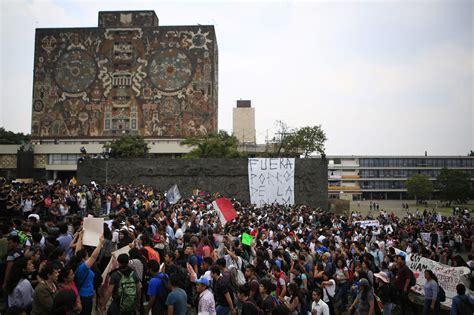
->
<box><xmin>359</xmin><ymin>158</ymin><xmax>474</xmax><ymax>168</ymax></box>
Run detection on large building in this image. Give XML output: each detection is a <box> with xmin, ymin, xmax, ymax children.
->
<box><xmin>328</xmin><ymin>155</ymin><xmax>474</xmax><ymax>200</ymax></box>
<box><xmin>32</xmin><ymin>10</ymin><xmax>218</xmax><ymax>140</ymax></box>
<box><xmin>233</xmin><ymin>100</ymin><xmax>256</xmax><ymax>144</ymax></box>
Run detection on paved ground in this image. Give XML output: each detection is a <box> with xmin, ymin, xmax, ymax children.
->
<box><xmin>348</xmin><ymin>199</ymin><xmax>473</xmax><ymax>217</ymax></box>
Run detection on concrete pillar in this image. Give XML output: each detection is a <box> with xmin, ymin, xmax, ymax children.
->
<box><xmin>385</xmin><ymin>192</ymin><xmax>388</xmax><ymax>200</ymax></box>
<box><xmin>53</xmin><ymin>170</ymin><xmax>57</xmax><ymax>180</ymax></box>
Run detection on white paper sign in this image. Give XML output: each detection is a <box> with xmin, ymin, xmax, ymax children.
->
<box><xmin>248</xmin><ymin>158</ymin><xmax>295</xmax><ymax>207</ymax></box>
<box><xmin>82</xmin><ymin>217</ymin><xmax>104</xmax><ymax>247</ymax></box>
<box><xmin>354</xmin><ymin>220</ymin><xmax>380</xmax><ymax>228</ymax></box>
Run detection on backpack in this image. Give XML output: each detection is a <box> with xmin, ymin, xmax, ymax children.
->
<box><xmin>117</xmin><ymin>271</ymin><xmax>138</xmax><ymax>312</ymax></box>
<box><xmin>229</xmin><ymin>265</ymin><xmax>246</xmax><ymax>286</ymax></box>
<box><xmin>408</xmin><ymin>269</ymin><xmax>416</xmax><ymax>287</ymax></box>
<box><xmin>458</xmin><ymin>296</ymin><xmax>474</xmax><ymax>315</ymax></box>
<box><xmin>17</xmin><ymin>231</ymin><xmax>30</xmax><ymax>246</ymax></box>
<box><xmin>437</xmin><ymin>284</ymin><xmax>446</xmax><ymax>302</ymax></box>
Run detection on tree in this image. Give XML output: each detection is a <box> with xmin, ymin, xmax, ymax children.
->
<box><xmin>104</xmin><ymin>135</ymin><xmax>149</xmax><ymax>158</ymax></box>
<box><xmin>0</xmin><ymin>127</ymin><xmax>30</xmax><ymax>144</ymax></box>
<box><xmin>436</xmin><ymin>168</ymin><xmax>471</xmax><ymax>204</ymax></box>
<box><xmin>468</xmin><ymin>150</ymin><xmax>474</xmax><ymax>156</ymax></box>
<box><xmin>182</xmin><ymin>131</ymin><xmax>241</xmax><ymax>158</ymax></box>
<box><xmin>406</xmin><ymin>174</ymin><xmax>433</xmax><ymax>203</ymax></box>
<box><xmin>283</xmin><ymin>125</ymin><xmax>327</xmax><ymax>158</ymax></box>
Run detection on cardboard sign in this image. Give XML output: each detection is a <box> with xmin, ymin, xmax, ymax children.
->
<box><xmin>82</xmin><ymin>217</ymin><xmax>104</xmax><ymax>247</ymax></box>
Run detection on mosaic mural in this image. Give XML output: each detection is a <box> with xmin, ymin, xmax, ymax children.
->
<box><xmin>31</xmin><ymin>11</ymin><xmax>218</xmax><ymax>139</ymax></box>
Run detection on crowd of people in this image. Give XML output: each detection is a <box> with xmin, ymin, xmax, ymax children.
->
<box><xmin>0</xmin><ymin>180</ymin><xmax>473</xmax><ymax>315</ymax></box>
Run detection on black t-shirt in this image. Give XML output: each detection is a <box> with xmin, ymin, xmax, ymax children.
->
<box><xmin>242</xmin><ymin>298</ymin><xmax>258</xmax><ymax>315</ymax></box>
<box><xmin>212</xmin><ymin>275</ymin><xmax>230</xmax><ymax>307</ymax></box>
<box><xmin>260</xmin><ymin>295</ymin><xmax>274</xmax><ymax>314</ymax></box>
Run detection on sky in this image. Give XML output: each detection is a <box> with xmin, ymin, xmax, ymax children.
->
<box><xmin>0</xmin><ymin>0</ymin><xmax>473</xmax><ymax>155</ymax></box>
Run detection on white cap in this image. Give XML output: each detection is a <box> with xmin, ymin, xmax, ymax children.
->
<box><xmin>28</xmin><ymin>214</ymin><xmax>40</xmax><ymax>221</ymax></box>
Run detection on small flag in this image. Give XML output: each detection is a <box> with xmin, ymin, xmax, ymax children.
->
<box><xmin>242</xmin><ymin>233</ymin><xmax>253</xmax><ymax>246</ymax></box>
<box><xmin>166</xmin><ymin>184</ymin><xmax>182</xmax><ymax>204</ymax></box>
<box><xmin>212</xmin><ymin>197</ymin><xmax>238</xmax><ymax>226</ymax></box>
<box><xmin>69</xmin><ymin>177</ymin><xmax>77</xmax><ymax>185</ymax></box>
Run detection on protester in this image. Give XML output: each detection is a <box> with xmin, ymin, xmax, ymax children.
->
<box><xmin>0</xmin><ymin>180</ymin><xmax>472</xmax><ymax>315</ymax></box>
<box><xmin>423</xmin><ymin>270</ymin><xmax>440</xmax><ymax>315</ymax></box>
<box><xmin>31</xmin><ymin>262</ymin><xmax>59</xmax><ymax>315</ymax></box>
<box><xmin>5</xmin><ymin>257</ymin><xmax>35</xmax><ymax>310</ymax></box>
<box><xmin>196</xmin><ymin>276</ymin><xmax>216</xmax><ymax>315</ymax></box>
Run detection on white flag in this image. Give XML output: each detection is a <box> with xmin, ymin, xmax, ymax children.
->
<box><xmin>167</xmin><ymin>184</ymin><xmax>182</xmax><ymax>204</ymax></box>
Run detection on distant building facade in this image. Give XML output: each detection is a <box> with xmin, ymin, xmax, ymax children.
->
<box><xmin>31</xmin><ymin>11</ymin><xmax>218</xmax><ymax>139</ymax></box>
<box><xmin>328</xmin><ymin>155</ymin><xmax>474</xmax><ymax>200</ymax></box>
<box><xmin>232</xmin><ymin>100</ymin><xmax>256</xmax><ymax>144</ymax></box>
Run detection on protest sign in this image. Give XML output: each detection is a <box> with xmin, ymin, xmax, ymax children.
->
<box><xmin>354</xmin><ymin>220</ymin><xmax>380</xmax><ymax>228</ymax></box>
<box><xmin>101</xmin><ymin>246</ymin><xmax>131</xmax><ymax>286</ymax></box>
<box><xmin>167</xmin><ymin>184</ymin><xmax>182</xmax><ymax>204</ymax></box>
<box><xmin>242</xmin><ymin>233</ymin><xmax>253</xmax><ymax>246</ymax></box>
<box><xmin>420</xmin><ymin>232</ymin><xmax>431</xmax><ymax>246</ymax></box>
<box><xmin>248</xmin><ymin>158</ymin><xmax>295</xmax><ymax>207</ymax></box>
<box><xmin>394</xmin><ymin>248</ymin><xmax>472</xmax><ymax>308</ymax></box>
<box><xmin>82</xmin><ymin>217</ymin><xmax>104</xmax><ymax>247</ymax></box>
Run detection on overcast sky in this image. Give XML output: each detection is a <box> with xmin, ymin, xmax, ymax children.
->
<box><xmin>1</xmin><ymin>0</ymin><xmax>472</xmax><ymax>155</ymax></box>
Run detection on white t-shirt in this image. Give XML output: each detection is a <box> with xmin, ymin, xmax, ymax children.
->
<box><xmin>312</xmin><ymin>299</ymin><xmax>330</xmax><ymax>315</ymax></box>
<box><xmin>22</xmin><ymin>200</ymin><xmax>33</xmax><ymax>213</ymax></box>
<box><xmin>322</xmin><ymin>279</ymin><xmax>336</xmax><ymax>303</ymax></box>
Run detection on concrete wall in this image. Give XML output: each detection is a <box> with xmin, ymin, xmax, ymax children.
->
<box><xmin>77</xmin><ymin>158</ymin><xmax>328</xmax><ymax>209</ymax></box>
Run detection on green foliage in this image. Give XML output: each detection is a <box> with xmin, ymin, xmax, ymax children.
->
<box><xmin>283</xmin><ymin>125</ymin><xmax>327</xmax><ymax>158</ymax></box>
<box><xmin>182</xmin><ymin>131</ymin><xmax>241</xmax><ymax>158</ymax></box>
<box><xmin>469</xmin><ymin>150</ymin><xmax>474</xmax><ymax>156</ymax></box>
<box><xmin>436</xmin><ymin>168</ymin><xmax>471</xmax><ymax>204</ymax></box>
<box><xmin>406</xmin><ymin>174</ymin><xmax>433</xmax><ymax>202</ymax></box>
<box><xmin>0</xmin><ymin>127</ymin><xmax>30</xmax><ymax>144</ymax></box>
<box><xmin>104</xmin><ymin>135</ymin><xmax>149</xmax><ymax>158</ymax></box>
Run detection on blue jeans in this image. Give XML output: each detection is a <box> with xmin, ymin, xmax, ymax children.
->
<box><xmin>423</xmin><ymin>299</ymin><xmax>440</xmax><ymax>315</ymax></box>
<box><xmin>383</xmin><ymin>302</ymin><xmax>393</xmax><ymax>315</ymax></box>
<box><xmin>80</xmin><ymin>296</ymin><xmax>93</xmax><ymax>315</ymax></box>
<box><xmin>216</xmin><ymin>305</ymin><xmax>230</xmax><ymax>315</ymax></box>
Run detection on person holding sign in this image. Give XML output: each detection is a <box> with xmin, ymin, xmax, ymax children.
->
<box><xmin>71</xmin><ymin>233</ymin><xmax>104</xmax><ymax>315</ymax></box>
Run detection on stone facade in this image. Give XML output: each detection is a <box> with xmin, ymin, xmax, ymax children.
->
<box><xmin>0</xmin><ymin>155</ymin><xmax>16</xmax><ymax>169</ymax></box>
<box><xmin>32</xmin><ymin>11</ymin><xmax>217</xmax><ymax>139</ymax></box>
<box><xmin>77</xmin><ymin>158</ymin><xmax>328</xmax><ymax>209</ymax></box>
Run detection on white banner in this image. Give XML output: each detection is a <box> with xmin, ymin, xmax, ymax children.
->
<box><xmin>354</xmin><ymin>220</ymin><xmax>380</xmax><ymax>228</ymax></box>
<box><xmin>248</xmin><ymin>158</ymin><xmax>295</xmax><ymax>207</ymax></box>
<box><xmin>406</xmin><ymin>253</ymin><xmax>471</xmax><ymax>307</ymax></box>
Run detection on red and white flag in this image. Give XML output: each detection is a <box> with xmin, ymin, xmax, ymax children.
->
<box><xmin>212</xmin><ymin>197</ymin><xmax>238</xmax><ymax>226</ymax></box>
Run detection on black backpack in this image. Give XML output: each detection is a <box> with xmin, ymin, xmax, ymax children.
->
<box><xmin>437</xmin><ymin>285</ymin><xmax>446</xmax><ymax>302</ymax></box>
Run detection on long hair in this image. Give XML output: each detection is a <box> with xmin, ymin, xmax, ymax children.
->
<box><xmin>425</xmin><ymin>270</ymin><xmax>438</xmax><ymax>282</ymax></box>
<box><xmin>5</xmin><ymin>257</ymin><xmax>29</xmax><ymax>294</ymax></box>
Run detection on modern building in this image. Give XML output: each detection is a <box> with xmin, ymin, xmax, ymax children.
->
<box><xmin>327</xmin><ymin>155</ymin><xmax>474</xmax><ymax>200</ymax></box>
<box><xmin>233</xmin><ymin>100</ymin><xmax>256</xmax><ymax>144</ymax></box>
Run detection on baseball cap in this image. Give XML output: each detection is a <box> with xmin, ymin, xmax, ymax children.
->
<box><xmin>28</xmin><ymin>214</ymin><xmax>40</xmax><ymax>222</ymax></box>
<box><xmin>196</xmin><ymin>276</ymin><xmax>210</xmax><ymax>287</ymax></box>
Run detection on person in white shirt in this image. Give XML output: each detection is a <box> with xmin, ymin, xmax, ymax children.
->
<box><xmin>320</xmin><ymin>272</ymin><xmax>336</xmax><ymax>313</ymax></box>
<box><xmin>311</xmin><ymin>289</ymin><xmax>330</xmax><ymax>315</ymax></box>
